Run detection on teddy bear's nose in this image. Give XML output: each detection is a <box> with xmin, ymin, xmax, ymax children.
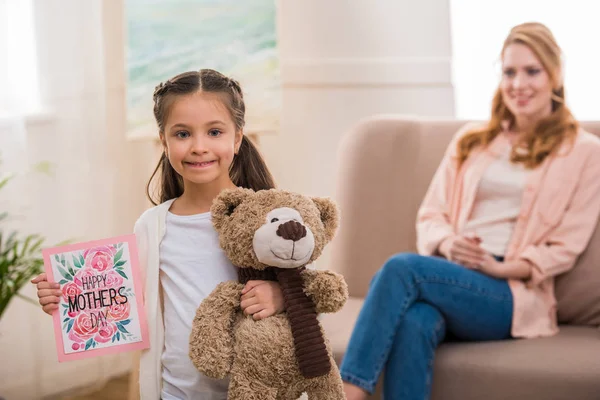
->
<box><xmin>276</xmin><ymin>220</ymin><xmax>307</xmax><ymax>242</ymax></box>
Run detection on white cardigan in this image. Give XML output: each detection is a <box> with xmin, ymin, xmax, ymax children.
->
<box><xmin>134</xmin><ymin>199</ymin><xmax>176</xmax><ymax>400</ymax></box>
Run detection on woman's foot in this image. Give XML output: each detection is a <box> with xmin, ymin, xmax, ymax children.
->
<box><xmin>343</xmin><ymin>382</ymin><xmax>369</xmax><ymax>400</ymax></box>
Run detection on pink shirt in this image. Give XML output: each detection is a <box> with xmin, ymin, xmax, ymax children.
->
<box><xmin>416</xmin><ymin>123</ymin><xmax>600</xmax><ymax>338</ymax></box>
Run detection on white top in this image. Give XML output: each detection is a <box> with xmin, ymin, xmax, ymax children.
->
<box><xmin>462</xmin><ymin>144</ymin><xmax>531</xmax><ymax>256</ymax></box>
<box><xmin>133</xmin><ymin>199</ymin><xmax>213</xmax><ymax>400</ymax></box>
<box><xmin>159</xmin><ymin>211</ymin><xmax>236</xmax><ymax>400</ymax></box>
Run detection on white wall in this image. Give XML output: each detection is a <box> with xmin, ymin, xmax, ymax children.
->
<box><xmin>261</xmin><ymin>0</ymin><xmax>454</xmax><ymax>199</ymax></box>
<box><xmin>259</xmin><ymin>0</ymin><xmax>455</xmax><ymax>269</ymax></box>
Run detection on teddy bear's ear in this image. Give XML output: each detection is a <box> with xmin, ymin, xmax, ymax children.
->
<box><xmin>211</xmin><ymin>188</ymin><xmax>254</xmax><ymax>230</ymax></box>
<box><xmin>311</xmin><ymin>197</ymin><xmax>339</xmax><ymax>242</ymax></box>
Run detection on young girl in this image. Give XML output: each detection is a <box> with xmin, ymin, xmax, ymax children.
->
<box><xmin>341</xmin><ymin>23</ymin><xmax>600</xmax><ymax>400</ymax></box>
<box><xmin>32</xmin><ymin>69</ymin><xmax>285</xmax><ymax>399</ymax></box>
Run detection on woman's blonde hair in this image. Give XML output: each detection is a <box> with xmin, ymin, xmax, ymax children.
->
<box><xmin>456</xmin><ymin>22</ymin><xmax>578</xmax><ymax>168</ymax></box>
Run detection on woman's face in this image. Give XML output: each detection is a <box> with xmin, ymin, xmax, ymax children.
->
<box><xmin>500</xmin><ymin>43</ymin><xmax>554</xmax><ymax>125</ymax></box>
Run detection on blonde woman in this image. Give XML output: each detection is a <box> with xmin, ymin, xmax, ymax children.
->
<box><xmin>342</xmin><ymin>22</ymin><xmax>600</xmax><ymax>400</ymax></box>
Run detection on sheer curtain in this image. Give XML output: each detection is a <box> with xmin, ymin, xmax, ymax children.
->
<box><xmin>0</xmin><ymin>0</ymin><xmax>36</xmax><ymax>231</ymax></box>
<box><xmin>450</xmin><ymin>0</ymin><xmax>600</xmax><ymax>121</ymax></box>
<box><xmin>0</xmin><ymin>0</ymin><xmax>39</xmax><ymax>116</ymax></box>
<box><xmin>0</xmin><ymin>1</ymin><xmax>134</xmax><ymax>398</ymax></box>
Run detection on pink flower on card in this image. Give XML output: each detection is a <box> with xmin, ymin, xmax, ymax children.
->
<box><xmin>62</xmin><ymin>282</ymin><xmax>82</xmax><ymax>303</ymax></box>
<box><xmin>70</xmin><ymin>311</ymin><xmax>99</xmax><ymax>341</ymax></box>
<box><xmin>107</xmin><ymin>296</ymin><xmax>130</xmax><ymax>321</ymax></box>
<box><xmin>84</xmin><ymin>246</ymin><xmax>116</xmax><ymax>273</ymax></box>
<box><xmin>94</xmin><ymin>321</ymin><xmax>118</xmax><ymax>343</ymax></box>
<box><xmin>74</xmin><ymin>267</ymin><xmax>99</xmax><ymax>289</ymax></box>
<box><xmin>103</xmin><ymin>270</ymin><xmax>124</xmax><ymax>289</ymax></box>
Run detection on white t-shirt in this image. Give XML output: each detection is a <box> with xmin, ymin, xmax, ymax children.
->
<box><xmin>159</xmin><ymin>211</ymin><xmax>237</xmax><ymax>400</ymax></box>
<box><xmin>462</xmin><ymin>143</ymin><xmax>531</xmax><ymax>256</ymax></box>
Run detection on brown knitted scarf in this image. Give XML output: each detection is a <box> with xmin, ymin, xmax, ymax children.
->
<box><xmin>238</xmin><ymin>266</ymin><xmax>331</xmax><ymax>378</ymax></box>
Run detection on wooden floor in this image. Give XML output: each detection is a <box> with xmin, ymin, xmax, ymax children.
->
<box><xmin>47</xmin><ymin>374</ymin><xmax>130</xmax><ymax>400</ymax></box>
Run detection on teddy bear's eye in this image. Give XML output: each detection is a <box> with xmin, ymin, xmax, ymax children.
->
<box><xmin>271</xmin><ymin>218</ymin><xmax>279</xmax><ymax>223</ymax></box>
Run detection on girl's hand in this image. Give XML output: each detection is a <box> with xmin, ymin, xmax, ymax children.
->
<box><xmin>438</xmin><ymin>235</ymin><xmax>486</xmax><ymax>269</ymax></box>
<box><xmin>31</xmin><ymin>273</ymin><xmax>61</xmax><ymax>315</ymax></box>
<box><xmin>240</xmin><ymin>280</ymin><xmax>285</xmax><ymax>321</ymax></box>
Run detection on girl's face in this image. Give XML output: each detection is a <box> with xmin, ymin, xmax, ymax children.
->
<box><xmin>161</xmin><ymin>91</ymin><xmax>242</xmax><ymax>189</ymax></box>
<box><xmin>500</xmin><ymin>43</ymin><xmax>554</xmax><ymax>126</ymax></box>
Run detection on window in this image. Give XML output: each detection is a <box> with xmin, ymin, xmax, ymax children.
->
<box><xmin>450</xmin><ymin>0</ymin><xmax>600</xmax><ymax>121</ymax></box>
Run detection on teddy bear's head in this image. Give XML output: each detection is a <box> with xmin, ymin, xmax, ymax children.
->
<box><xmin>211</xmin><ymin>188</ymin><xmax>339</xmax><ymax>270</ymax></box>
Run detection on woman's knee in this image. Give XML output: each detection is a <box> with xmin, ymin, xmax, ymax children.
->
<box><xmin>403</xmin><ymin>302</ymin><xmax>446</xmax><ymax>341</ymax></box>
<box><xmin>379</xmin><ymin>252</ymin><xmax>422</xmax><ymax>278</ymax></box>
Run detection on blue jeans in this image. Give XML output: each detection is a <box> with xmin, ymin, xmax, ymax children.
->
<box><xmin>340</xmin><ymin>253</ymin><xmax>513</xmax><ymax>400</ymax></box>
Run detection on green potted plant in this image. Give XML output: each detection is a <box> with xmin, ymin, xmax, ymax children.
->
<box><xmin>0</xmin><ymin>172</ymin><xmax>46</xmax><ymax>320</ymax></box>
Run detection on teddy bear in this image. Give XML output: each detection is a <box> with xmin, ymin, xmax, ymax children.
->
<box><xmin>189</xmin><ymin>188</ymin><xmax>349</xmax><ymax>400</ymax></box>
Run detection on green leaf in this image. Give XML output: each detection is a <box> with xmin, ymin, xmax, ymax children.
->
<box><xmin>116</xmin><ymin>323</ymin><xmax>129</xmax><ymax>334</ymax></box>
<box><xmin>73</xmin><ymin>255</ymin><xmax>82</xmax><ymax>269</ymax></box>
<box><xmin>32</xmin><ymin>161</ymin><xmax>54</xmax><ymax>176</ymax></box>
<box><xmin>57</xmin><ymin>265</ymin><xmax>73</xmax><ymax>281</ymax></box>
<box><xmin>92</xmin><ymin>341</ymin><xmax>96</xmax><ymax>348</ymax></box>
<box><xmin>66</xmin><ymin>319</ymin><xmax>74</xmax><ymax>333</ymax></box>
<box><xmin>60</xmin><ymin>254</ymin><xmax>65</xmax><ymax>266</ymax></box>
<box><xmin>85</xmin><ymin>338</ymin><xmax>93</xmax><ymax>350</ymax></box>
<box><xmin>0</xmin><ymin>173</ymin><xmax>14</xmax><ymax>191</ymax></box>
<box><xmin>62</xmin><ymin>317</ymin><xmax>69</xmax><ymax>323</ymax></box>
<box><xmin>113</xmin><ymin>248</ymin><xmax>124</xmax><ymax>264</ymax></box>
<box><xmin>116</xmin><ymin>332</ymin><xmax>120</xmax><ymax>341</ymax></box>
<box><xmin>54</xmin><ymin>254</ymin><xmax>60</xmax><ymax>263</ymax></box>
<box><xmin>114</xmin><ymin>260</ymin><xmax>126</xmax><ymax>268</ymax></box>
<box><xmin>116</xmin><ymin>269</ymin><xmax>128</xmax><ymax>280</ymax></box>
<box><xmin>59</xmin><ymin>279</ymin><xmax>68</xmax><ymax>285</ymax></box>
<box><xmin>112</xmin><ymin>335</ymin><xmax>117</xmax><ymax>343</ymax></box>
<box><xmin>120</xmin><ymin>319</ymin><xmax>131</xmax><ymax>325</ymax></box>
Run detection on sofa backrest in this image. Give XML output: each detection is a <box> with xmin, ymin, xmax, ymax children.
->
<box><xmin>330</xmin><ymin>116</ymin><xmax>600</xmax><ymax>326</ymax></box>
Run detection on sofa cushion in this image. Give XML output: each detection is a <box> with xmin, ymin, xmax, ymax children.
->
<box><xmin>555</xmin><ymin>217</ymin><xmax>600</xmax><ymax>326</ymax></box>
<box><xmin>330</xmin><ymin>118</ymin><xmax>600</xmax><ymax>327</ymax></box>
<box><xmin>323</xmin><ymin>297</ymin><xmax>600</xmax><ymax>400</ymax></box>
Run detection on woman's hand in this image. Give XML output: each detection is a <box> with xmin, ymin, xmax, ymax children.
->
<box><xmin>31</xmin><ymin>273</ymin><xmax>61</xmax><ymax>315</ymax></box>
<box><xmin>477</xmin><ymin>253</ymin><xmax>504</xmax><ymax>278</ymax></box>
<box><xmin>240</xmin><ymin>280</ymin><xmax>285</xmax><ymax>321</ymax></box>
<box><xmin>438</xmin><ymin>235</ymin><xmax>486</xmax><ymax>269</ymax></box>
<box><xmin>478</xmin><ymin>254</ymin><xmax>533</xmax><ymax>280</ymax></box>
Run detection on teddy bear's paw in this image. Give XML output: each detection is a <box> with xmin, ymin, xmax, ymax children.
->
<box><xmin>303</xmin><ymin>270</ymin><xmax>349</xmax><ymax>314</ymax></box>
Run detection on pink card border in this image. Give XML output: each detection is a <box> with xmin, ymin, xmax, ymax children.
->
<box><xmin>42</xmin><ymin>234</ymin><xmax>150</xmax><ymax>362</ymax></box>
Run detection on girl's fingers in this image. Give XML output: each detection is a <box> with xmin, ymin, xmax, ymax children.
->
<box><xmin>36</xmin><ymin>281</ymin><xmax>60</xmax><ymax>290</ymax></box>
<box><xmin>253</xmin><ymin>308</ymin><xmax>273</xmax><ymax>321</ymax></box>
<box><xmin>37</xmin><ymin>289</ymin><xmax>63</xmax><ymax>299</ymax></box>
<box><xmin>39</xmin><ymin>296</ymin><xmax>61</xmax><ymax>306</ymax></box>
<box><xmin>240</xmin><ymin>296</ymin><xmax>259</xmax><ymax>311</ymax></box>
<box><xmin>43</xmin><ymin>304</ymin><xmax>58</xmax><ymax>315</ymax></box>
<box><xmin>31</xmin><ymin>273</ymin><xmax>47</xmax><ymax>284</ymax></box>
<box><xmin>243</xmin><ymin>304</ymin><xmax>265</xmax><ymax>316</ymax></box>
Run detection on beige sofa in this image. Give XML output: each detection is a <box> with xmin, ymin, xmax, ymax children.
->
<box><xmin>322</xmin><ymin>116</ymin><xmax>600</xmax><ymax>400</ymax></box>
